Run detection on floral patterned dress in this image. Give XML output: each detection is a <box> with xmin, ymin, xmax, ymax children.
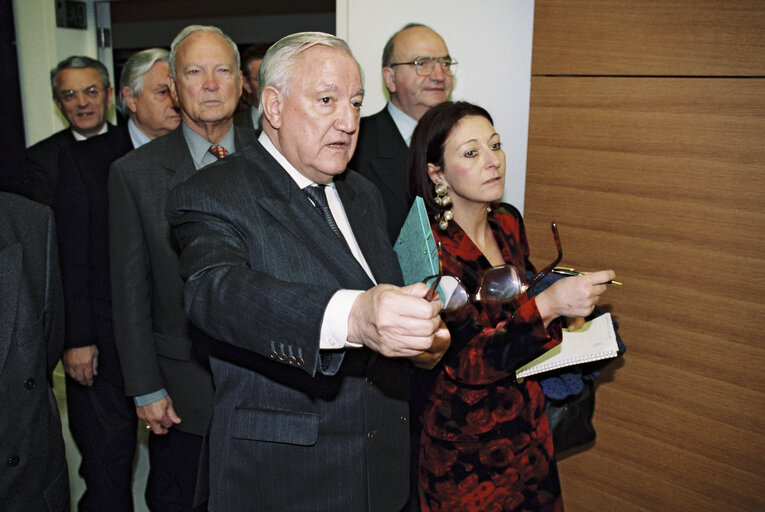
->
<box><xmin>417</xmin><ymin>204</ymin><xmax>565</xmax><ymax>512</ymax></box>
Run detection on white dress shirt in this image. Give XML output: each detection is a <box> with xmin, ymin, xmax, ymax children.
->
<box><xmin>258</xmin><ymin>132</ymin><xmax>376</xmax><ymax>349</ymax></box>
<box><xmin>386</xmin><ymin>101</ymin><xmax>418</xmax><ymax>146</ymax></box>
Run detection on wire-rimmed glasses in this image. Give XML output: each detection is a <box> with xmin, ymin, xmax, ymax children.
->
<box><xmin>58</xmin><ymin>86</ymin><xmax>103</xmax><ymax>103</ymax></box>
<box><xmin>388</xmin><ymin>56</ymin><xmax>458</xmax><ymax>76</ymax></box>
<box><xmin>424</xmin><ymin>222</ymin><xmax>562</xmax><ymax>312</ymax></box>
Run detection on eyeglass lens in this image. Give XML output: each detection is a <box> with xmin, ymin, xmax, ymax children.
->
<box><xmin>476</xmin><ymin>266</ymin><xmax>524</xmax><ymax>302</ymax></box>
<box><xmin>424</xmin><ymin>275</ymin><xmax>469</xmax><ymax>310</ymax></box>
<box><xmin>415</xmin><ymin>58</ymin><xmax>454</xmax><ymax>76</ymax></box>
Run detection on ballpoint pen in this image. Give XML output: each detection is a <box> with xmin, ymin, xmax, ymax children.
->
<box><xmin>552</xmin><ymin>267</ymin><xmax>623</xmax><ymax>286</ymax></box>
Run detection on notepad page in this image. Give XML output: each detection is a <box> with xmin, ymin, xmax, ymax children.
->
<box><xmin>516</xmin><ymin>313</ymin><xmax>618</xmax><ymax>379</ymax></box>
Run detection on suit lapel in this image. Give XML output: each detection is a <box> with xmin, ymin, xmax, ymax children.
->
<box><xmin>335</xmin><ymin>176</ymin><xmax>395</xmax><ymax>285</ymax></box>
<box><xmin>0</xmin><ymin>243</ymin><xmax>22</xmax><ymax>375</ymax></box>
<box><xmin>245</xmin><ymin>143</ymin><xmax>374</xmax><ymax>289</ymax></box>
<box><xmin>161</xmin><ymin>128</ymin><xmax>196</xmax><ymax>190</ymax></box>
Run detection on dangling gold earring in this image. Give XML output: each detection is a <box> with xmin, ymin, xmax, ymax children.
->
<box><xmin>434</xmin><ymin>182</ymin><xmax>453</xmax><ymax>230</ymax></box>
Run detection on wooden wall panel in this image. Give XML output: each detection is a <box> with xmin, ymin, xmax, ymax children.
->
<box><xmin>532</xmin><ymin>0</ymin><xmax>765</xmax><ymax>76</ymax></box>
<box><xmin>524</xmin><ymin>75</ymin><xmax>765</xmax><ymax>509</ymax></box>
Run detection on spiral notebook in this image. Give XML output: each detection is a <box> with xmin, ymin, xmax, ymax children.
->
<box><xmin>516</xmin><ymin>313</ymin><xmax>619</xmax><ymax>379</ymax></box>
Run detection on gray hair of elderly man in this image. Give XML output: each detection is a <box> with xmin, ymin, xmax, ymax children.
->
<box><xmin>168</xmin><ymin>25</ymin><xmax>241</xmax><ymax>81</ymax></box>
<box><xmin>257</xmin><ymin>31</ymin><xmax>359</xmax><ymax>114</ymax></box>
<box><xmin>50</xmin><ymin>56</ymin><xmax>111</xmax><ymax>96</ymax></box>
<box><xmin>118</xmin><ymin>48</ymin><xmax>170</xmax><ymax>112</ymax></box>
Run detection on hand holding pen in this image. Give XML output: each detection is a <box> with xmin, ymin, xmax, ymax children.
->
<box><xmin>552</xmin><ymin>266</ymin><xmax>622</xmax><ymax>286</ymax></box>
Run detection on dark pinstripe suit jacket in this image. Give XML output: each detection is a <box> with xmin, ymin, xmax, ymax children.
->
<box><xmin>166</xmin><ymin>140</ymin><xmax>412</xmax><ymax>512</ymax></box>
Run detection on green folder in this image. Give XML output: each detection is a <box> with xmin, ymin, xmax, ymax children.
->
<box><xmin>394</xmin><ymin>196</ymin><xmax>439</xmax><ymax>285</ymax></box>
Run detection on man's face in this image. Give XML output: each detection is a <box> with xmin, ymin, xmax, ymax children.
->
<box><xmin>383</xmin><ymin>26</ymin><xmax>453</xmax><ymax>121</ymax></box>
<box><xmin>54</xmin><ymin>67</ymin><xmax>112</xmax><ymax>138</ymax></box>
<box><xmin>126</xmin><ymin>60</ymin><xmax>181</xmax><ymax>139</ymax></box>
<box><xmin>243</xmin><ymin>57</ymin><xmax>263</xmax><ymax>108</ymax></box>
<box><xmin>270</xmin><ymin>45</ymin><xmax>363</xmax><ymax>184</ymax></box>
<box><xmin>170</xmin><ymin>31</ymin><xmax>242</xmax><ymax>133</ymax></box>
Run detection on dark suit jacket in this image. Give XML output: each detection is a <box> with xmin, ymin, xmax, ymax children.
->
<box><xmin>24</xmin><ymin>128</ymin><xmax>76</xmax><ymax>206</ymax></box>
<box><xmin>52</xmin><ymin>122</ymin><xmax>133</xmax><ymax>387</ymax></box>
<box><xmin>233</xmin><ymin>107</ymin><xmax>256</xmax><ymax>132</ymax></box>
<box><xmin>349</xmin><ymin>106</ymin><xmax>411</xmax><ymax>242</ymax></box>
<box><xmin>166</xmin><ymin>140</ymin><xmax>412</xmax><ymax>512</ymax></box>
<box><xmin>108</xmin><ymin>125</ymin><xmax>254</xmax><ymax>436</ymax></box>
<box><xmin>0</xmin><ymin>192</ymin><xmax>69</xmax><ymax>512</ymax></box>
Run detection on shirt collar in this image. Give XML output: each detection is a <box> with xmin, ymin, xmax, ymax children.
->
<box><xmin>127</xmin><ymin>118</ymin><xmax>152</xmax><ymax>149</ymax></box>
<box><xmin>386</xmin><ymin>101</ymin><xmax>418</xmax><ymax>146</ymax></box>
<box><xmin>182</xmin><ymin>122</ymin><xmax>236</xmax><ymax>169</ymax></box>
<box><xmin>71</xmin><ymin>123</ymin><xmax>108</xmax><ymax>141</ymax></box>
<box><xmin>258</xmin><ymin>131</ymin><xmax>334</xmax><ymax>190</ymax></box>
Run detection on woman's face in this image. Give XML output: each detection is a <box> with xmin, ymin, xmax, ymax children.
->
<box><xmin>429</xmin><ymin>115</ymin><xmax>506</xmax><ymax>211</ymax></box>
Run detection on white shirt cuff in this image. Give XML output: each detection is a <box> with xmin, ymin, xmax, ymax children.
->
<box><xmin>320</xmin><ymin>289</ymin><xmax>364</xmax><ymax>349</ymax></box>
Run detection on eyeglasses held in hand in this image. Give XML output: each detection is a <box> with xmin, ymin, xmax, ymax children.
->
<box><xmin>388</xmin><ymin>56</ymin><xmax>458</xmax><ymax>76</ymax></box>
<box><xmin>58</xmin><ymin>86</ymin><xmax>103</xmax><ymax>103</ymax></box>
<box><xmin>424</xmin><ymin>222</ymin><xmax>562</xmax><ymax>312</ymax></box>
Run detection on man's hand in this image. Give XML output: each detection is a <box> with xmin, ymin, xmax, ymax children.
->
<box><xmin>62</xmin><ymin>345</ymin><xmax>99</xmax><ymax>386</ymax></box>
<box><xmin>138</xmin><ymin>396</ymin><xmax>182</xmax><ymax>435</ymax></box>
<box><xmin>348</xmin><ymin>282</ymin><xmax>443</xmax><ymax>359</ymax></box>
<box><xmin>410</xmin><ymin>318</ymin><xmax>450</xmax><ymax>369</ymax></box>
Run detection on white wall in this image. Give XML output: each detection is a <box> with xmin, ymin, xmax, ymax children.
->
<box><xmin>337</xmin><ymin>0</ymin><xmax>535</xmax><ymax>212</ymax></box>
<box><xmin>13</xmin><ymin>0</ymin><xmax>116</xmax><ymax>147</ymax></box>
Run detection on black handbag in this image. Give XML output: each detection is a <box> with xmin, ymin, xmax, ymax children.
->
<box><xmin>545</xmin><ymin>376</ymin><xmax>596</xmax><ymax>454</ymax></box>
<box><xmin>528</xmin><ymin>273</ymin><xmax>624</xmax><ymax>456</ymax></box>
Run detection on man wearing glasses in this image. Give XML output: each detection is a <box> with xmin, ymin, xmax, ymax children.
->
<box><xmin>350</xmin><ymin>23</ymin><xmax>455</xmax><ymax>242</ymax></box>
<box><xmin>24</xmin><ymin>56</ymin><xmax>114</xmax><ymax>205</ymax></box>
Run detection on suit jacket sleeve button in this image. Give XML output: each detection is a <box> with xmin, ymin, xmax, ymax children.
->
<box><xmin>363</xmin><ymin>377</ymin><xmax>373</xmax><ymax>386</ymax></box>
<box><xmin>367</xmin><ymin>430</ymin><xmax>377</xmax><ymax>440</ymax></box>
<box><xmin>24</xmin><ymin>378</ymin><xmax>36</xmax><ymax>390</ymax></box>
<box><xmin>8</xmin><ymin>456</ymin><xmax>20</xmax><ymax>467</ymax></box>
<box><xmin>400</xmin><ymin>415</ymin><xmax>408</xmax><ymax>424</ymax></box>
<box><xmin>269</xmin><ymin>350</ymin><xmax>278</xmax><ymax>359</ymax></box>
<box><xmin>295</xmin><ymin>358</ymin><xmax>305</xmax><ymax>367</ymax></box>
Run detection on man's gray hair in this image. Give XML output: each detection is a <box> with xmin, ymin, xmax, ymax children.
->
<box><xmin>257</xmin><ymin>32</ymin><xmax>358</xmax><ymax>112</ymax></box>
<box><xmin>381</xmin><ymin>23</ymin><xmax>428</xmax><ymax>68</ymax></box>
<box><xmin>50</xmin><ymin>56</ymin><xmax>110</xmax><ymax>96</ymax></box>
<box><xmin>168</xmin><ymin>25</ymin><xmax>240</xmax><ymax>80</ymax></box>
<box><xmin>119</xmin><ymin>48</ymin><xmax>170</xmax><ymax>111</ymax></box>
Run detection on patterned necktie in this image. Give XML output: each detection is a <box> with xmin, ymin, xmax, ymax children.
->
<box><xmin>208</xmin><ymin>145</ymin><xmax>227</xmax><ymax>159</ymax></box>
<box><xmin>303</xmin><ymin>185</ymin><xmax>345</xmax><ymax>242</ymax></box>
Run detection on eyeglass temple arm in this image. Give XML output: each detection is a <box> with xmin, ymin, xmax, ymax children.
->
<box><xmin>524</xmin><ymin>221</ymin><xmax>563</xmax><ymax>292</ymax></box>
<box><xmin>425</xmin><ymin>241</ymin><xmax>445</xmax><ymax>301</ymax></box>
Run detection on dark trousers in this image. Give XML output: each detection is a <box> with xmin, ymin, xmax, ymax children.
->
<box><xmin>66</xmin><ymin>375</ymin><xmax>137</xmax><ymax>512</ymax></box>
<box><xmin>146</xmin><ymin>428</ymin><xmax>205</xmax><ymax>512</ymax></box>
